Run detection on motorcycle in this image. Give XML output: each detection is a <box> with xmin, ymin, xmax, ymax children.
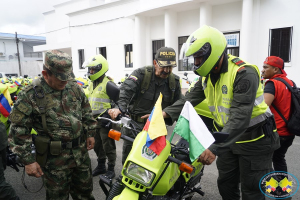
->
<box><xmin>98</xmin><ymin>109</ymin><xmax>227</xmax><ymax>199</ymax></box>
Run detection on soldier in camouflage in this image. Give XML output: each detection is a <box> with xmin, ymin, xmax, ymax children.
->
<box><xmin>8</xmin><ymin>50</ymin><xmax>97</xmax><ymax>200</ymax></box>
<box><xmin>109</xmin><ymin>47</ymin><xmax>183</xmax><ymax>164</ymax></box>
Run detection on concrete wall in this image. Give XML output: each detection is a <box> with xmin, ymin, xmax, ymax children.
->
<box><xmin>0</xmin><ymin>60</ymin><xmax>43</xmax><ymax>77</ymax></box>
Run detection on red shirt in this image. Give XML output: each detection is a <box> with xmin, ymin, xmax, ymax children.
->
<box><xmin>266</xmin><ymin>74</ymin><xmax>293</xmax><ymax>136</ymax></box>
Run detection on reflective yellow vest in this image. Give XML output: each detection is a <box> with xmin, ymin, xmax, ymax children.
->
<box><xmin>203</xmin><ymin>55</ymin><xmax>271</xmax><ymax>135</ymax></box>
<box><xmin>88</xmin><ymin>76</ymin><xmax>111</xmax><ymax>116</ymax></box>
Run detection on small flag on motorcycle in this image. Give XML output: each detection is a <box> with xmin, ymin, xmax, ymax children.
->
<box><xmin>170</xmin><ymin>101</ymin><xmax>215</xmax><ymax>162</ymax></box>
<box><xmin>144</xmin><ymin>93</ymin><xmax>167</xmax><ymax>155</ymax></box>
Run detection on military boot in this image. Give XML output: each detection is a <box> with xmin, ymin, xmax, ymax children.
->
<box><xmin>104</xmin><ymin>164</ymin><xmax>115</xmax><ymax>179</ymax></box>
<box><xmin>92</xmin><ymin>159</ymin><xmax>106</xmax><ymax>176</ymax></box>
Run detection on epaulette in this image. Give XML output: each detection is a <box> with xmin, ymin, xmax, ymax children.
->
<box><xmin>174</xmin><ymin>74</ymin><xmax>180</xmax><ymax>81</ymax></box>
<box><xmin>24</xmin><ymin>84</ymin><xmax>34</xmax><ymax>92</ymax></box>
<box><xmin>231</xmin><ymin>57</ymin><xmax>246</xmax><ymax>66</ymax></box>
<box><xmin>237</xmin><ymin>66</ymin><xmax>246</xmax><ymax>73</ymax></box>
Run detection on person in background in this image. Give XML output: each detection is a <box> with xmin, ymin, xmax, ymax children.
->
<box><xmin>109</xmin><ymin>47</ymin><xmax>183</xmax><ymax>165</ymax></box>
<box><xmin>0</xmin><ymin>122</ymin><xmax>19</xmax><ymax>200</ymax></box>
<box><xmin>261</xmin><ymin>56</ymin><xmax>295</xmax><ymax>173</ymax></box>
<box><xmin>84</xmin><ymin>54</ymin><xmax>119</xmax><ymax>179</ymax></box>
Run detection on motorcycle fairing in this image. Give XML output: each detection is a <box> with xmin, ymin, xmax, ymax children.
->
<box><xmin>112</xmin><ymin>187</ymin><xmax>139</xmax><ymax>200</ymax></box>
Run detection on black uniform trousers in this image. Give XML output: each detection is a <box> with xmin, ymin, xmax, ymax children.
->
<box><xmin>0</xmin><ymin>149</ymin><xmax>17</xmax><ymax>200</ymax></box>
<box><xmin>272</xmin><ymin>135</ymin><xmax>295</xmax><ymax>172</ymax></box>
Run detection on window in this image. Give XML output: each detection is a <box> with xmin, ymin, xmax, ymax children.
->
<box><xmin>269</xmin><ymin>27</ymin><xmax>292</xmax><ymax>62</ymax></box>
<box><xmin>152</xmin><ymin>40</ymin><xmax>165</xmax><ymax>61</ymax></box>
<box><xmin>125</xmin><ymin>44</ymin><xmax>133</xmax><ymax>68</ymax></box>
<box><xmin>178</xmin><ymin>36</ymin><xmax>192</xmax><ymax>71</ymax></box>
<box><xmin>224</xmin><ymin>32</ymin><xmax>240</xmax><ymax>57</ymax></box>
<box><xmin>78</xmin><ymin>49</ymin><xmax>85</xmax><ymax>69</ymax></box>
<box><xmin>97</xmin><ymin>47</ymin><xmax>107</xmax><ymax>59</ymax></box>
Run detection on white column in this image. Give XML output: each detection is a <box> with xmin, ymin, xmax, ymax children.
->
<box><xmin>165</xmin><ymin>10</ymin><xmax>177</xmax><ymax>50</ymax></box>
<box><xmin>239</xmin><ymin>0</ymin><xmax>253</xmax><ymax>61</ymax></box>
<box><xmin>199</xmin><ymin>2</ymin><xmax>212</xmax><ymax>27</ymax></box>
<box><xmin>164</xmin><ymin>10</ymin><xmax>178</xmax><ymax>73</ymax></box>
<box><xmin>134</xmin><ymin>15</ymin><xmax>146</xmax><ymax>68</ymax></box>
<box><xmin>145</xmin><ymin>17</ymin><xmax>152</xmax><ymax>66</ymax></box>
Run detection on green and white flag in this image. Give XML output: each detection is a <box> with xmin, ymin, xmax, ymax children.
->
<box><xmin>171</xmin><ymin>101</ymin><xmax>215</xmax><ymax>162</ymax></box>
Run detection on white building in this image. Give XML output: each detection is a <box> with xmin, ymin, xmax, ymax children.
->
<box><xmin>34</xmin><ymin>0</ymin><xmax>299</xmax><ymax>88</ymax></box>
<box><xmin>0</xmin><ymin>33</ymin><xmax>46</xmax><ymax>77</ymax></box>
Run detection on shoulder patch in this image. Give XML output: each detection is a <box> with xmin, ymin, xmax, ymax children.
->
<box><xmin>128</xmin><ymin>75</ymin><xmax>138</xmax><ymax>81</ymax></box>
<box><xmin>9</xmin><ymin>110</ymin><xmax>25</xmax><ymax>123</ymax></box>
<box><xmin>236</xmin><ymin>79</ymin><xmax>250</xmax><ymax>93</ymax></box>
<box><xmin>16</xmin><ymin>102</ymin><xmax>29</xmax><ymax>113</ymax></box>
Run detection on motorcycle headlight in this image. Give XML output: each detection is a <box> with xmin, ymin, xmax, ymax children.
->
<box><xmin>123</xmin><ymin>162</ymin><xmax>155</xmax><ymax>187</ymax></box>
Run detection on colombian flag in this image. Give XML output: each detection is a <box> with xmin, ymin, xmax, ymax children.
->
<box><xmin>77</xmin><ymin>80</ymin><xmax>84</xmax><ymax>86</ymax></box>
<box><xmin>14</xmin><ymin>80</ymin><xmax>21</xmax><ymax>86</ymax></box>
<box><xmin>143</xmin><ymin>93</ymin><xmax>167</xmax><ymax>155</ymax></box>
<box><xmin>0</xmin><ymin>94</ymin><xmax>11</xmax><ymax>117</ymax></box>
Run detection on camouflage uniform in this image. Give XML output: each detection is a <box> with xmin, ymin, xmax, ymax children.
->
<box><xmin>8</xmin><ymin>50</ymin><xmax>97</xmax><ymax>200</ymax></box>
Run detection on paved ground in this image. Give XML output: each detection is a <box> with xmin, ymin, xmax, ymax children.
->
<box><xmin>4</xmin><ymin>125</ymin><xmax>300</xmax><ymax>200</ymax></box>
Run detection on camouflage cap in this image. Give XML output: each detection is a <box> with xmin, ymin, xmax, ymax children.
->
<box><xmin>155</xmin><ymin>47</ymin><xmax>177</xmax><ymax>67</ymax></box>
<box><xmin>44</xmin><ymin>50</ymin><xmax>75</xmax><ymax>81</ymax></box>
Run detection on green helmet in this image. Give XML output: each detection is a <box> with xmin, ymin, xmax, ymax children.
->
<box><xmin>185</xmin><ymin>25</ymin><xmax>227</xmax><ymax>77</ymax></box>
<box><xmin>83</xmin><ymin>54</ymin><xmax>109</xmax><ymax>81</ymax></box>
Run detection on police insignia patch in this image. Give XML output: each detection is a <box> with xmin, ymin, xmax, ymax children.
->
<box><xmin>237</xmin><ymin>79</ymin><xmax>250</xmax><ymax>93</ymax></box>
<box><xmin>98</xmin><ymin>86</ymin><xmax>102</xmax><ymax>91</ymax></box>
<box><xmin>222</xmin><ymin>85</ymin><xmax>228</xmax><ymax>94</ymax></box>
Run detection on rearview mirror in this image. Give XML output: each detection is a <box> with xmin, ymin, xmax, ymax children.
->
<box><xmin>106</xmin><ymin>81</ymin><xmax>120</xmax><ymax>103</ymax></box>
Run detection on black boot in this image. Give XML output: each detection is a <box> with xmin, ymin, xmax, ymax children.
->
<box><xmin>92</xmin><ymin>159</ymin><xmax>106</xmax><ymax>176</ymax></box>
<box><xmin>104</xmin><ymin>164</ymin><xmax>115</xmax><ymax>179</ymax></box>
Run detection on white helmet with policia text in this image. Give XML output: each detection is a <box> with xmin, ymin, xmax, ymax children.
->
<box><xmin>82</xmin><ymin>54</ymin><xmax>109</xmax><ymax>81</ymax></box>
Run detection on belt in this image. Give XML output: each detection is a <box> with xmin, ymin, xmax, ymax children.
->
<box><xmin>131</xmin><ymin>115</ymin><xmax>147</xmax><ymax>124</ymax></box>
<box><xmin>62</xmin><ymin>135</ymin><xmax>85</xmax><ymax>149</ymax></box>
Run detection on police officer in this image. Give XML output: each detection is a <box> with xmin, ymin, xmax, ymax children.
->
<box><xmin>162</xmin><ymin>25</ymin><xmax>280</xmax><ymax>200</ymax></box>
<box><xmin>84</xmin><ymin>54</ymin><xmax>118</xmax><ymax>179</ymax></box>
<box><xmin>8</xmin><ymin>50</ymin><xmax>97</xmax><ymax>200</ymax></box>
<box><xmin>0</xmin><ymin>122</ymin><xmax>19</xmax><ymax>200</ymax></box>
<box><xmin>109</xmin><ymin>47</ymin><xmax>183</xmax><ymax>164</ymax></box>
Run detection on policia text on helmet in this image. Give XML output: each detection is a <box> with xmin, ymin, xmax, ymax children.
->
<box><xmin>185</xmin><ymin>25</ymin><xmax>227</xmax><ymax>77</ymax></box>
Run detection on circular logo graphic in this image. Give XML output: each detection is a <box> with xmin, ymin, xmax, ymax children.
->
<box><xmin>259</xmin><ymin>171</ymin><xmax>299</xmax><ymax>199</ymax></box>
<box><xmin>141</xmin><ymin>145</ymin><xmax>157</xmax><ymax>161</ymax></box>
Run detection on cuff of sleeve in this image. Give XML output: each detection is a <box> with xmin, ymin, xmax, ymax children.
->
<box><xmin>21</xmin><ymin>154</ymin><xmax>36</xmax><ymax>165</ymax></box>
<box><xmin>87</xmin><ymin>130</ymin><xmax>96</xmax><ymax>137</ymax></box>
<box><xmin>208</xmin><ymin>144</ymin><xmax>218</xmax><ymax>156</ymax></box>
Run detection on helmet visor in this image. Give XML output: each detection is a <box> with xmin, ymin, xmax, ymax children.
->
<box><xmin>87</xmin><ymin>64</ymin><xmax>102</xmax><ymax>76</ymax></box>
<box><xmin>190</xmin><ymin>42</ymin><xmax>211</xmax><ymax>72</ymax></box>
<box><xmin>178</xmin><ymin>43</ymin><xmax>194</xmax><ymax>71</ymax></box>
